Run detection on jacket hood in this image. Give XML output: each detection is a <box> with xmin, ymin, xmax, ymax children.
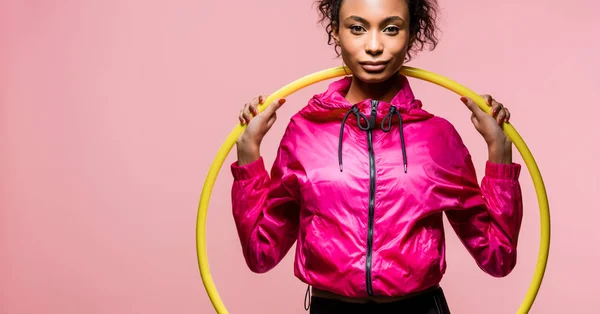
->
<box><xmin>298</xmin><ymin>75</ymin><xmax>434</xmax><ymax>173</ymax></box>
<box><xmin>299</xmin><ymin>75</ymin><xmax>434</xmax><ymax>126</ymax></box>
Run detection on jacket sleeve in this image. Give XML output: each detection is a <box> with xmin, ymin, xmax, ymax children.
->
<box><xmin>444</xmin><ymin>131</ymin><xmax>524</xmax><ymax>277</ymax></box>
<box><xmin>230</xmin><ymin>125</ymin><xmax>302</xmax><ymax>273</ymax></box>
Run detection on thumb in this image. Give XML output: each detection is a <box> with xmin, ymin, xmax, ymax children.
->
<box><xmin>460</xmin><ymin>96</ymin><xmax>485</xmax><ymax>119</ymax></box>
<box><xmin>263</xmin><ymin>98</ymin><xmax>286</xmax><ymax>117</ymax></box>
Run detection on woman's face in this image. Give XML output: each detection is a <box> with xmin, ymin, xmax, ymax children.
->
<box><xmin>333</xmin><ymin>0</ymin><xmax>411</xmax><ymax>84</ymax></box>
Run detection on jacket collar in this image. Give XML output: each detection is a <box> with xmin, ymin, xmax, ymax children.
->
<box><xmin>300</xmin><ymin>75</ymin><xmax>433</xmax><ymax>125</ymax></box>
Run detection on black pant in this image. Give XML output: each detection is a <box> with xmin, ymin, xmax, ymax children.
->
<box><xmin>309</xmin><ymin>286</ymin><xmax>451</xmax><ymax>314</ymax></box>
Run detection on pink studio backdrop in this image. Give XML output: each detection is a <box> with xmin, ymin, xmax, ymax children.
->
<box><xmin>1</xmin><ymin>0</ymin><xmax>599</xmax><ymax>313</ymax></box>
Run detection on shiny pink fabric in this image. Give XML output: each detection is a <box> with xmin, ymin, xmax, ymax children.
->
<box><xmin>230</xmin><ymin>76</ymin><xmax>523</xmax><ymax>298</ymax></box>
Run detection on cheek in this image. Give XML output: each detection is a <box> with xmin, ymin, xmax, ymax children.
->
<box><xmin>397</xmin><ymin>45</ymin><xmax>409</xmax><ymax>60</ymax></box>
<box><xmin>389</xmin><ymin>37</ymin><xmax>410</xmax><ymax>59</ymax></box>
<box><xmin>339</xmin><ymin>42</ymin><xmax>360</xmax><ymax>62</ymax></box>
<box><xmin>395</xmin><ymin>33</ymin><xmax>410</xmax><ymax>50</ymax></box>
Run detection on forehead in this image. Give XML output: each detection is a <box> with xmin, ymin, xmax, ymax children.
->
<box><xmin>339</xmin><ymin>0</ymin><xmax>409</xmax><ymax>19</ymax></box>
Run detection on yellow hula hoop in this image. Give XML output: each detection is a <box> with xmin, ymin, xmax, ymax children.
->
<box><xmin>196</xmin><ymin>66</ymin><xmax>550</xmax><ymax>314</ymax></box>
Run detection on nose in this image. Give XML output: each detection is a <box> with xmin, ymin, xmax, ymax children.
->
<box><xmin>365</xmin><ymin>31</ymin><xmax>383</xmax><ymax>56</ymax></box>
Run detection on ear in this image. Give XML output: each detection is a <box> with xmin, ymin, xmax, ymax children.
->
<box><xmin>332</xmin><ymin>24</ymin><xmax>340</xmax><ymax>44</ymax></box>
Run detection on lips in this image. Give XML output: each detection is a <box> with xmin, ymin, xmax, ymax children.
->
<box><xmin>360</xmin><ymin>61</ymin><xmax>389</xmax><ymax>73</ymax></box>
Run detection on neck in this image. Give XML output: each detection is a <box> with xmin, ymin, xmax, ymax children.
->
<box><xmin>345</xmin><ymin>71</ymin><xmax>403</xmax><ymax>104</ymax></box>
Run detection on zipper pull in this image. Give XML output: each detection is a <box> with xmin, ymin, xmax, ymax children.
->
<box><xmin>371</xmin><ymin>99</ymin><xmax>379</xmax><ymax>112</ymax></box>
<box><xmin>369</xmin><ymin>100</ymin><xmax>379</xmax><ymax>129</ymax></box>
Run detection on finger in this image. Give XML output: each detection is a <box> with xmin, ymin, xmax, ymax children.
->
<box><xmin>242</xmin><ymin>103</ymin><xmax>252</xmax><ymax>123</ymax></box>
<box><xmin>470</xmin><ymin>112</ymin><xmax>478</xmax><ymax>127</ymax></box>
<box><xmin>250</xmin><ymin>95</ymin><xmax>267</xmax><ymax>115</ymax></box>
<box><xmin>505</xmin><ymin>107</ymin><xmax>511</xmax><ymax>123</ymax></box>
<box><xmin>250</xmin><ymin>95</ymin><xmax>264</xmax><ymax>105</ymax></box>
<box><xmin>460</xmin><ymin>96</ymin><xmax>485</xmax><ymax>119</ymax></box>
<box><xmin>496</xmin><ymin>108</ymin><xmax>507</xmax><ymax>124</ymax></box>
<box><xmin>480</xmin><ymin>94</ymin><xmax>493</xmax><ymax>106</ymax></box>
<box><xmin>239</xmin><ymin>110</ymin><xmax>245</xmax><ymax>124</ymax></box>
<box><xmin>263</xmin><ymin>98</ymin><xmax>286</xmax><ymax>117</ymax></box>
<box><xmin>267</xmin><ymin>112</ymin><xmax>277</xmax><ymax>128</ymax></box>
<box><xmin>491</xmin><ymin>100</ymin><xmax>503</xmax><ymax>116</ymax></box>
<box><xmin>249</xmin><ymin>103</ymin><xmax>259</xmax><ymax>116</ymax></box>
<box><xmin>255</xmin><ymin>94</ymin><xmax>269</xmax><ymax>105</ymax></box>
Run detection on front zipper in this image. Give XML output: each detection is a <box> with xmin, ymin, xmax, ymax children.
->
<box><xmin>365</xmin><ymin>99</ymin><xmax>378</xmax><ymax>296</ymax></box>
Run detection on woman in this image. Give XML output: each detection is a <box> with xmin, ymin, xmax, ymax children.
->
<box><xmin>231</xmin><ymin>0</ymin><xmax>523</xmax><ymax>313</ymax></box>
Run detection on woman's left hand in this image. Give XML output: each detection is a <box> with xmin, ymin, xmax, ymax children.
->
<box><xmin>461</xmin><ymin>94</ymin><xmax>513</xmax><ymax>163</ymax></box>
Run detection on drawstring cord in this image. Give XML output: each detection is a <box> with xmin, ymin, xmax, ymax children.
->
<box><xmin>338</xmin><ymin>105</ymin><xmax>408</xmax><ymax>173</ymax></box>
<box><xmin>304</xmin><ymin>284</ymin><xmax>311</xmax><ymax>311</ymax></box>
<box><xmin>338</xmin><ymin>105</ymin><xmax>371</xmax><ymax>172</ymax></box>
<box><xmin>381</xmin><ymin>106</ymin><xmax>408</xmax><ymax>173</ymax></box>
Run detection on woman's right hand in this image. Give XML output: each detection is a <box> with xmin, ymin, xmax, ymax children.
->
<box><xmin>236</xmin><ymin>95</ymin><xmax>286</xmax><ymax>165</ymax></box>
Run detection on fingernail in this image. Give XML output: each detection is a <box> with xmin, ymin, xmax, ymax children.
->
<box><xmin>460</xmin><ymin>97</ymin><xmax>467</xmax><ymax>103</ymax></box>
<box><xmin>259</xmin><ymin>96</ymin><xmax>263</xmax><ymax>103</ymax></box>
<box><xmin>278</xmin><ymin>98</ymin><xmax>286</xmax><ymax>105</ymax></box>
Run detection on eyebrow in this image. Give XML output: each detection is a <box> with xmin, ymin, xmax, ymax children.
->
<box><xmin>346</xmin><ymin>15</ymin><xmax>405</xmax><ymax>25</ymax></box>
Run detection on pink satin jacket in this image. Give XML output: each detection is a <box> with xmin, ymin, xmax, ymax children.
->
<box><xmin>230</xmin><ymin>75</ymin><xmax>523</xmax><ymax>298</ymax></box>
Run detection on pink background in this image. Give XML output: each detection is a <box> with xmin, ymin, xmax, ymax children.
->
<box><xmin>2</xmin><ymin>0</ymin><xmax>599</xmax><ymax>313</ymax></box>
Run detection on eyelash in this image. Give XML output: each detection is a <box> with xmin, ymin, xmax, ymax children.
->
<box><xmin>350</xmin><ymin>25</ymin><xmax>400</xmax><ymax>34</ymax></box>
<box><xmin>350</xmin><ymin>25</ymin><xmax>365</xmax><ymax>33</ymax></box>
<box><xmin>384</xmin><ymin>26</ymin><xmax>400</xmax><ymax>34</ymax></box>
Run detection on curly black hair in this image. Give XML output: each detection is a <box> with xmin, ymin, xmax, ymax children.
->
<box><xmin>315</xmin><ymin>0</ymin><xmax>440</xmax><ymax>61</ymax></box>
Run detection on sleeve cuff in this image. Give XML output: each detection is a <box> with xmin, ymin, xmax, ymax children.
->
<box><xmin>485</xmin><ymin>160</ymin><xmax>522</xmax><ymax>180</ymax></box>
<box><xmin>231</xmin><ymin>156</ymin><xmax>268</xmax><ymax>180</ymax></box>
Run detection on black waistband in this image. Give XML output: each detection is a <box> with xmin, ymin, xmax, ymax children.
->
<box><xmin>306</xmin><ymin>285</ymin><xmax>450</xmax><ymax>313</ymax></box>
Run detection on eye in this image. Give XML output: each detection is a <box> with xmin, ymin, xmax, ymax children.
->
<box><xmin>350</xmin><ymin>25</ymin><xmax>365</xmax><ymax>34</ymax></box>
<box><xmin>383</xmin><ymin>26</ymin><xmax>400</xmax><ymax>34</ymax></box>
